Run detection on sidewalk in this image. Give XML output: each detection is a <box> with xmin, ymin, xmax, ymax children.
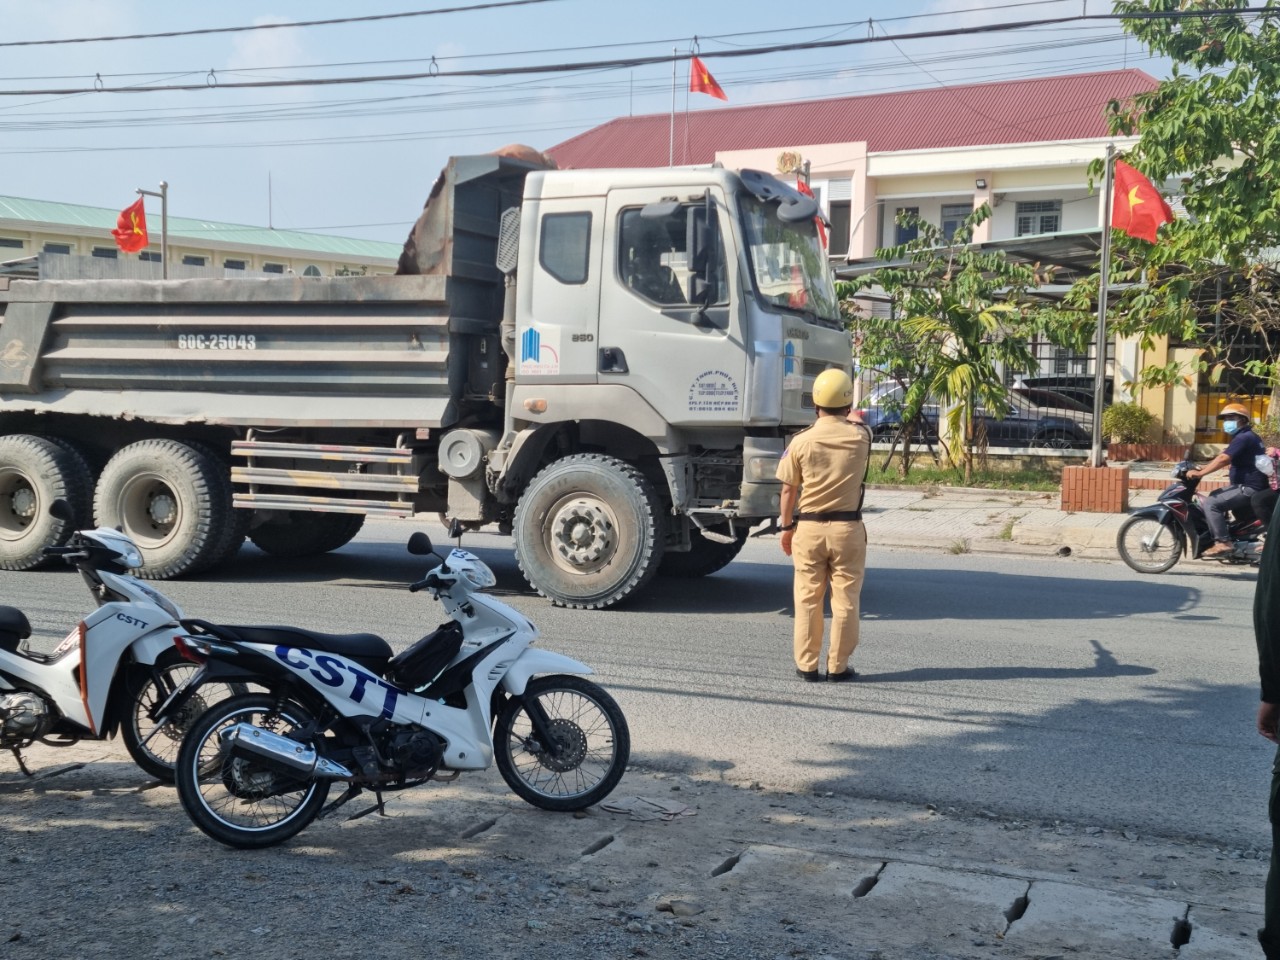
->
<box><xmin>863</xmin><ymin>465</ymin><xmax>1172</xmax><ymax>561</ymax></box>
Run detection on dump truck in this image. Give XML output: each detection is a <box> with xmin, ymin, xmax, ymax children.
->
<box><xmin>0</xmin><ymin>154</ymin><xmax>852</xmax><ymax>609</ymax></box>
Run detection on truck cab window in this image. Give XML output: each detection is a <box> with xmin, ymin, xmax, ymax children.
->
<box><xmin>619</xmin><ymin>208</ymin><xmax>688</xmax><ymax>305</ymax></box>
<box><xmin>539</xmin><ymin>212</ymin><xmax>591</xmax><ymax>284</ymax></box>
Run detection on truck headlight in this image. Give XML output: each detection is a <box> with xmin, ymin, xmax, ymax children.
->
<box><xmin>744</xmin><ymin>456</ymin><xmax>781</xmax><ymax>482</ymax></box>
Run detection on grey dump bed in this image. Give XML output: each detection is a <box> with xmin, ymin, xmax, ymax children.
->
<box><xmin>0</xmin><ymin>274</ymin><xmax>467</xmax><ymax>429</ymax></box>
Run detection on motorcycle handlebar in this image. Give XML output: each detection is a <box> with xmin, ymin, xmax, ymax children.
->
<box><xmin>41</xmin><ymin>546</ymin><xmax>85</xmax><ymax>559</ymax></box>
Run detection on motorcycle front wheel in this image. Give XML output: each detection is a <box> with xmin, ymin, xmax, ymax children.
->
<box><xmin>175</xmin><ymin>693</ymin><xmax>330</xmax><ymax>849</ymax></box>
<box><xmin>1117</xmin><ymin>515</ymin><xmax>1183</xmax><ymax>574</ymax></box>
<box><xmin>120</xmin><ymin>651</ymin><xmax>247</xmax><ymax>782</ymax></box>
<box><xmin>494</xmin><ymin>674</ymin><xmax>629</xmax><ymax>812</ymax></box>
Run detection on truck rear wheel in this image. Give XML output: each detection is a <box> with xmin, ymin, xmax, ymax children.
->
<box><xmin>248</xmin><ymin>512</ymin><xmax>365</xmax><ymax>558</ymax></box>
<box><xmin>93</xmin><ymin>439</ymin><xmax>233</xmax><ymax>579</ymax></box>
<box><xmin>0</xmin><ymin>434</ymin><xmax>93</xmax><ymax>570</ymax></box>
<box><xmin>513</xmin><ymin>454</ymin><xmax>664</xmax><ymax>609</ymax></box>
<box><xmin>658</xmin><ymin>527</ymin><xmax>747</xmax><ymax>578</ymax></box>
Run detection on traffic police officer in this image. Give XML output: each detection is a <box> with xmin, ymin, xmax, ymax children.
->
<box><xmin>776</xmin><ymin>369</ymin><xmax>872</xmax><ymax>682</ymax></box>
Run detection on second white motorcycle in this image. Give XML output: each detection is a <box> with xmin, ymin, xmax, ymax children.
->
<box><xmin>172</xmin><ymin>531</ymin><xmax>630</xmax><ymax>848</ymax></box>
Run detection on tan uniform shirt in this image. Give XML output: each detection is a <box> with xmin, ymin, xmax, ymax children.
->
<box><xmin>776</xmin><ymin>417</ymin><xmax>871</xmax><ymax>513</ymax></box>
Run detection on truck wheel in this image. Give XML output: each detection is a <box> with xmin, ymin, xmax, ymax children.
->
<box><xmin>0</xmin><ymin>434</ymin><xmax>93</xmax><ymax>570</ymax></box>
<box><xmin>93</xmin><ymin>439</ymin><xmax>233</xmax><ymax>579</ymax></box>
<box><xmin>658</xmin><ymin>528</ymin><xmax>747</xmax><ymax>578</ymax></box>
<box><xmin>248</xmin><ymin>512</ymin><xmax>365</xmax><ymax>558</ymax></box>
<box><xmin>513</xmin><ymin>454</ymin><xmax>664</xmax><ymax>609</ymax></box>
<box><xmin>183</xmin><ymin>440</ymin><xmax>249</xmax><ymax>568</ymax></box>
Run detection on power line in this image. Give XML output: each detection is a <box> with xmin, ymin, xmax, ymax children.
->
<box><xmin>0</xmin><ymin>0</ymin><xmax>565</xmax><ymax>49</ymax></box>
<box><xmin>0</xmin><ymin>7</ymin><xmax>1258</xmax><ymax>97</ymax></box>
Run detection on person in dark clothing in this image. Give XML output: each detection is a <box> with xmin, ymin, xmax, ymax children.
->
<box><xmin>1253</xmin><ymin>497</ymin><xmax>1280</xmax><ymax>958</ymax></box>
<box><xmin>1189</xmin><ymin>404</ymin><xmax>1267</xmax><ymax>558</ymax></box>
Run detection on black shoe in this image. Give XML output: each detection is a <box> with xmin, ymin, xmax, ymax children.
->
<box><xmin>796</xmin><ymin>668</ymin><xmax>820</xmax><ymax>683</ymax></box>
<box><xmin>827</xmin><ymin>668</ymin><xmax>859</xmax><ymax>683</ymax></box>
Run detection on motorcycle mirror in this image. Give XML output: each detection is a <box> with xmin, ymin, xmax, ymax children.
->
<box><xmin>48</xmin><ymin>498</ymin><xmax>75</xmax><ymax>523</ymax></box>
<box><xmin>406</xmin><ymin>532</ymin><xmax>434</xmax><ymax>556</ymax></box>
<box><xmin>447</xmin><ymin>518</ymin><xmax>465</xmax><ymax>540</ymax></box>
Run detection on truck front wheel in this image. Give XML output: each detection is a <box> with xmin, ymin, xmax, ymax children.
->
<box><xmin>513</xmin><ymin>454</ymin><xmax>664</xmax><ymax>610</ymax></box>
<box><xmin>93</xmin><ymin>439</ymin><xmax>233</xmax><ymax>579</ymax></box>
<box><xmin>0</xmin><ymin>434</ymin><xmax>93</xmax><ymax>570</ymax></box>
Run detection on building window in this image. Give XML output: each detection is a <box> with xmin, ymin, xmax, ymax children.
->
<box><xmin>139</xmin><ymin>251</ymin><xmax>161</xmax><ymax>262</ymax></box>
<box><xmin>828</xmin><ymin>201</ymin><xmax>850</xmax><ymax>258</ymax></box>
<box><xmin>539</xmin><ymin>212</ymin><xmax>591</xmax><ymax>284</ymax></box>
<box><xmin>182</xmin><ymin>255</ymin><xmax>206</xmax><ymax>266</ymax></box>
<box><xmin>941</xmin><ymin>203</ymin><xmax>971</xmax><ymax>242</ymax></box>
<box><xmin>91</xmin><ymin>247</ymin><xmax>118</xmax><ymax>259</ymax></box>
<box><xmin>262</xmin><ymin>262</ymin><xmax>285</xmax><ymax>274</ymax></box>
<box><xmin>894</xmin><ymin>207</ymin><xmax>919</xmax><ymax>246</ymax></box>
<box><xmin>303</xmin><ymin>265</ymin><xmax>322</xmax><ymax>277</ymax></box>
<box><xmin>0</xmin><ymin>238</ymin><xmax>22</xmax><ymax>249</ymax></box>
<box><xmin>43</xmin><ymin>242</ymin><xmax>72</xmax><ymax>255</ymax></box>
<box><xmin>224</xmin><ymin>259</ymin><xmax>246</xmax><ymax>271</ymax></box>
<box><xmin>1015</xmin><ymin>200</ymin><xmax>1061</xmax><ymax>237</ymax></box>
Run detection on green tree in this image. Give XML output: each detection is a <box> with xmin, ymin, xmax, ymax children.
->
<box><xmin>839</xmin><ymin>207</ymin><xmax>1055</xmax><ymax>483</ymax></box>
<box><xmin>1058</xmin><ymin>1</ymin><xmax>1280</xmax><ymax>396</ymax></box>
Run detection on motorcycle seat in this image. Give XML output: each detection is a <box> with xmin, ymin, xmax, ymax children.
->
<box><xmin>200</xmin><ymin>622</ymin><xmax>392</xmax><ymax>665</ymax></box>
<box><xmin>0</xmin><ymin>605</ymin><xmax>31</xmax><ymax>640</ymax></box>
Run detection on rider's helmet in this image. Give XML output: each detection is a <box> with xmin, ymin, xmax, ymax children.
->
<box><xmin>1218</xmin><ymin>403</ymin><xmax>1250</xmax><ymax>421</ymax></box>
<box><xmin>812</xmin><ymin>369</ymin><xmax>854</xmax><ymax>409</ymax></box>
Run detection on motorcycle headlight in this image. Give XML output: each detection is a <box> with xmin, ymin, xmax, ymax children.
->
<box><xmin>462</xmin><ymin>560</ymin><xmax>496</xmax><ymax>590</ymax></box>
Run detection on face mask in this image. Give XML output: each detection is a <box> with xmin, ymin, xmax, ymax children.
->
<box><xmin>1224</xmin><ymin>420</ymin><xmax>1241</xmax><ymax>435</ymax></box>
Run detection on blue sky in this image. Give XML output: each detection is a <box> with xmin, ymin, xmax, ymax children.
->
<box><xmin>0</xmin><ymin>1</ymin><xmax>1163</xmax><ymax>246</ymax></box>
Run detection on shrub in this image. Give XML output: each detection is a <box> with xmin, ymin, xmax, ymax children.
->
<box><xmin>1102</xmin><ymin>402</ymin><xmax>1156</xmax><ymax>443</ymax></box>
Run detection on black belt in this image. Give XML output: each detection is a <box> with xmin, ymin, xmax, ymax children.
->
<box><xmin>796</xmin><ymin>511</ymin><xmax>862</xmax><ymax>522</ymax></box>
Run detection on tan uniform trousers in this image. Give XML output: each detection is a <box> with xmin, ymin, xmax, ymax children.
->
<box><xmin>791</xmin><ymin>519</ymin><xmax>867</xmax><ymax>674</ymax></box>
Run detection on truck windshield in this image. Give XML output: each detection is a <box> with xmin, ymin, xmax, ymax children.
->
<box><xmin>739</xmin><ymin>194</ymin><xmax>840</xmax><ymax>324</ymax></box>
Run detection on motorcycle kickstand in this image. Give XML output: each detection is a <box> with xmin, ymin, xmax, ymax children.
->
<box><xmin>345</xmin><ymin>788</ymin><xmax>389</xmax><ymax>822</ymax></box>
<box><xmin>9</xmin><ymin>747</ymin><xmax>33</xmax><ymax>777</ymax></box>
<box><xmin>316</xmin><ymin>783</ymin><xmax>363</xmax><ymax>821</ymax></box>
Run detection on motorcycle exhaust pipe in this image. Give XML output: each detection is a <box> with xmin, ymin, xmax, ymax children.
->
<box><xmin>219</xmin><ymin>723</ymin><xmax>354</xmax><ymax>781</ymax></box>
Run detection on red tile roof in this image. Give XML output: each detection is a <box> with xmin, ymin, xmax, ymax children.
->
<box><xmin>548</xmin><ymin>69</ymin><xmax>1158</xmax><ymax>169</ymax></box>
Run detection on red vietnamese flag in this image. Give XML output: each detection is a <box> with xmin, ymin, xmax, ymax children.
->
<box><xmin>112</xmin><ymin>197</ymin><xmax>149</xmax><ymax>253</ymax></box>
<box><xmin>1111</xmin><ymin>160</ymin><xmax>1173</xmax><ymax>243</ymax></box>
<box><xmin>689</xmin><ymin>56</ymin><xmax>727</xmax><ymax>101</ymax></box>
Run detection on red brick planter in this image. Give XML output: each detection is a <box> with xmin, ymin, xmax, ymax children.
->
<box><xmin>1061</xmin><ymin>465</ymin><xmax>1130</xmax><ymax>513</ymax></box>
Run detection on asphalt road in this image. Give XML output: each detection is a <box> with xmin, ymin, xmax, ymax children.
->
<box><xmin>6</xmin><ymin>518</ymin><xmax>1270</xmax><ymax>852</ymax></box>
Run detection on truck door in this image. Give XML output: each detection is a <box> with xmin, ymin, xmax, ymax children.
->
<box><xmin>522</xmin><ymin>197</ymin><xmax>606</xmax><ymax>384</ymax></box>
<box><xmin>598</xmin><ymin>189</ymin><xmax>744</xmax><ymax>427</ymax></box>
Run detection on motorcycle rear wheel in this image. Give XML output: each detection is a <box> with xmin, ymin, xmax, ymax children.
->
<box><xmin>1117</xmin><ymin>515</ymin><xmax>1183</xmax><ymax>574</ymax></box>
<box><xmin>120</xmin><ymin>650</ymin><xmax>247</xmax><ymax>782</ymax></box>
<box><xmin>176</xmin><ymin>693</ymin><xmax>330</xmax><ymax>849</ymax></box>
<box><xmin>494</xmin><ymin>674</ymin><xmax>629</xmax><ymax>812</ymax></box>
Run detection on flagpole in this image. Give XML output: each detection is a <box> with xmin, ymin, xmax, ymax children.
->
<box><xmin>1090</xmin><ymin>143</ymin><xmax>1115</xmax><ymax>469</ymax></box>
<box><xmin>669</xmin><ymin>47</ymin><xmax>676</xmax><ymax>168</ymax></box>
<box><xmin>137</xmin><ymin>181</ymin><xmax>168</xmax><ymax>279</ymax></box>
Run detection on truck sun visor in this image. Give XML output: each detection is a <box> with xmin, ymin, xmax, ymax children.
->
<box><xmin>738</xmin><ymin>170</ymin><xmax>819</xmax><ymax>224</ymax></box>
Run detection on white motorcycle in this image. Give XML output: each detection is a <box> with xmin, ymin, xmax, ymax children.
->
<box><xmin>0</xmin><ymin>499</ymin><xmax>241</xmax><ymax>780</ymax></box>
<box><xmin>172</xmin><ymin>531</ymin><xmax>630</xmax><ymax>849</ymax></box>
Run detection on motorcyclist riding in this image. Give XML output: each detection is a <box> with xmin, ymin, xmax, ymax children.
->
<box><xmin>1188</xmin><ymin>403</ymin><xmax>1268</xmax><ymax>559</ymax></box>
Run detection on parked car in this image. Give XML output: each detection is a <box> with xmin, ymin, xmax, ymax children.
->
<box><xmin>1012</xmin><ymin>374</ymin><xmax>1113</xmax><ymax>409</ymax></box>
<box><xmin>857</xmin><ymin>382</ymin><xmax>1093</xmax><ymax>449</ymax></box>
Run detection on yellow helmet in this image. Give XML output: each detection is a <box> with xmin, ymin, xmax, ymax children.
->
<box><xmin>1218</xmin><ymin>403</ymin><xmax>1250</xmax><ymax>420</ymax></box>
<box><xmin>812</xmin><ymin>368</ymin><xmax>854</xmax><ymax>409</ymax></box>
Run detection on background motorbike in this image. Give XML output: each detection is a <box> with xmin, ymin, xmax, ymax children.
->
<box><xmin>172</xmin><ymin>531</ymin><xmax>629</xmax><ymax>849</ymax></box>
<box><xmin>1116</xmin><ymin>459</ymin><xmax>1264</xmax><ymax>574</ymax></box>
<box><xmin>0</xmin><ymin>499</ymin><xmax>241</xmax><ymax>779</ymax></box>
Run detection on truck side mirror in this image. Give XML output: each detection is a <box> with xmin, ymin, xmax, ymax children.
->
<box><xmin>685</xmin><ymin>192</ymin><xmax>718</xmax><ymax>308</ymax></box>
